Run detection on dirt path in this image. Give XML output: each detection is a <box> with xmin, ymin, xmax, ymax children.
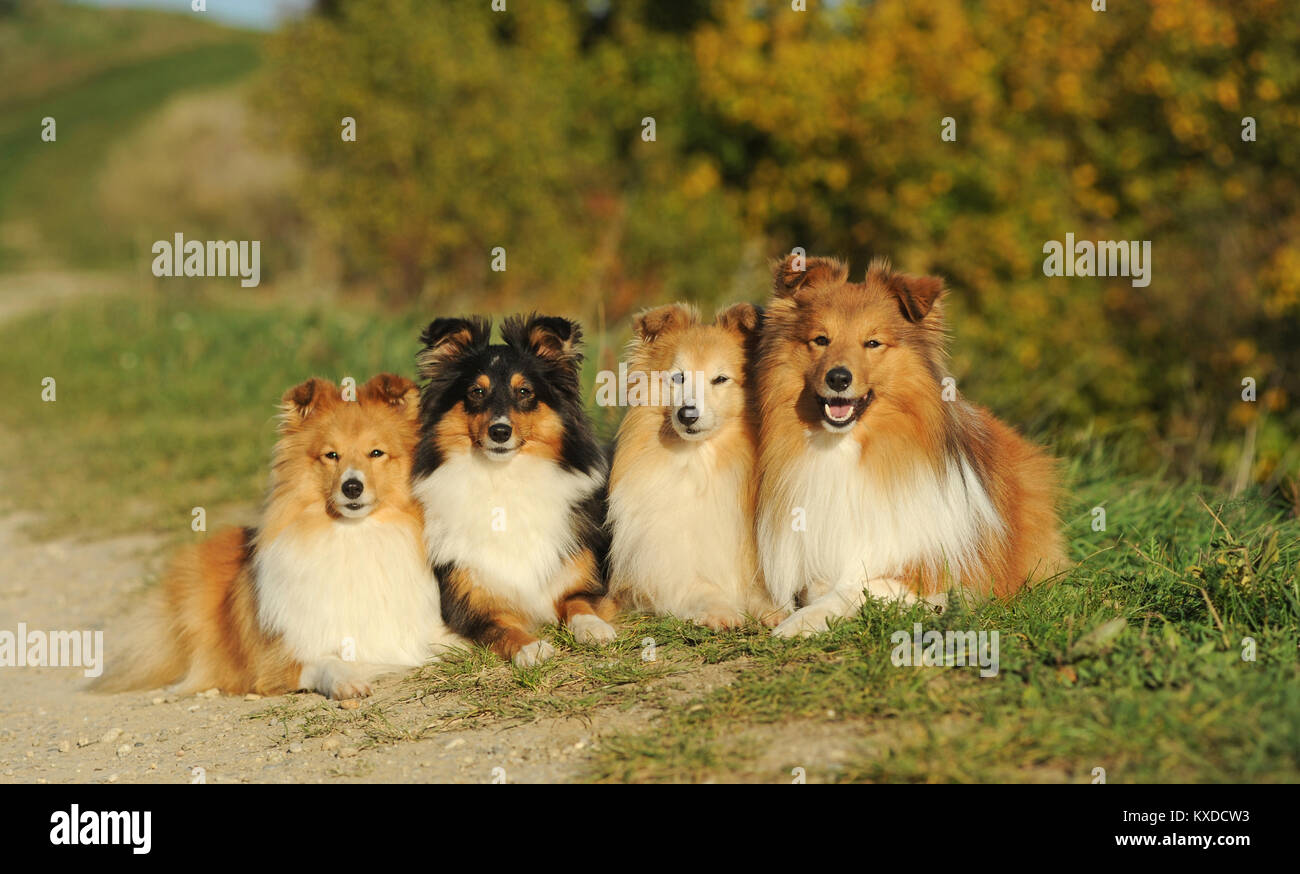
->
<box><xmin>0</xmin><ymin>509</ymin><xmax>685</xmax><ymax>784</ymax></box>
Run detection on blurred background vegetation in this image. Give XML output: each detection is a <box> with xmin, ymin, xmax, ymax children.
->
<box><xmin>0</xmin><ymin>0</ymin><xmax>1297</xmax><ymax>536</ymax></box>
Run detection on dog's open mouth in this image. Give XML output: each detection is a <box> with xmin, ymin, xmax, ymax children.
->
<box><xmin>819</xmin><ymin>390</ymin><xmax>873</xmax><ymax>428</ymax></box>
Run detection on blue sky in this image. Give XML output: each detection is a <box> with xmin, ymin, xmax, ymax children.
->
<box><xmin>73</xmin><ymin>0</ymin><xmax>313</xmax><ymax>31</ymax></box>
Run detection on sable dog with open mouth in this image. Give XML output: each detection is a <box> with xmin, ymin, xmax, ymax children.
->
<box><xmin>755</xmin><ymin>255</ymin><xmax>1068</xmax><ymax>637</ymax></box>
<box><xmin>411</xmin><ymin>314</ymin><xmax>616</xmax><ymax>666</ymax></box>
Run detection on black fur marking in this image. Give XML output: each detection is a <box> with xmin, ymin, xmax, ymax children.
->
<box><xmin>241</xmin><ymin>526</ymin><xmax>258</xmax><ymax>565</ymax></box>
<box><xmin>432</xmin><ymin>561</ymin><xmax>497</xmax><ymax>642</ymax></box>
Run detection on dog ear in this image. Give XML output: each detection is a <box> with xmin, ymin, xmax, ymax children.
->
<box><xmin>279</xmin><ymin>377</ymin><xmax>334</xmax><ymax>429</ymax></box>
<box><xmin>416</xmin><ymin>317</ymin><xmax>491</xmax><ymax>379</ymax></box>
<box><xmin>360</xmin><ymin>373</ymin><xmax>420</xmax><ymax>419</ymax></box>
<box><xmin>885</xmin><ymin>272</ymin><xmax>945</xmax><ymax>323</ymax></box>
<box><xmin>772</xmin><ymin>254</ymin><xmax>849</xmax><ymax>298</ymax></box>
<box><xmin>501</xmin><ymin>313</ymin><xmax>584</xmax><ymax>371</ymax></box>
<box><xmin>633</xmin><ymin>303</ymin><xmax>695</xmax><ymax>344</ymax></box>
<box><xmin>713</xmin><ymin>302</ymin><xmax>762</xmax><ymax>338</ymax></box>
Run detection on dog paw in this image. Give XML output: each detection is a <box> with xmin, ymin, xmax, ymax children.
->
<box><xmin>758</xmin><ymin>609</ymin><xmax>788</xmax><ymax>628</ymax></box>
<box><xmin>329</xmin><ymin>678</ymin><xmax>372</xmax><ymax>700</ymax></box>
<box><xmin>696</xmin><ymin>611</ymin><xmax>744</xmax><ymax>630</ymax></box>
<box><xmin>512</xmin><ymin>639</ymin><xmax>555</xmax><ymax>667</ymax></box>
<box><xmin>310</xmin><ymin>658</ymin><xmax>377</xmax><ymax>702</ymax></box>
<box><xmin>569</xmin><ymin>614</ymin><xmax>617</xmax><ymax>645</ymax></box>
<box><xmin>771</xmin><ymin>607</ymin><xmax>830</xmax><ymax>639</ymax></box>
<box><xmin>322</xmin><ymin>664</ymin><xmax>372</xmax><ymax>700</ymax></box>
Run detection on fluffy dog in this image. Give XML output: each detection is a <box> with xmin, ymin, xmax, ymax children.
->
<box><xmin>755</xmin><ymin>255</ymin><xmax>1067</xmax><ymax>637</ymax></box>
<box><xmin>94</xmin><ymin>374</ymin><xmax>459</xmax><ymax>698</ymax></box>
<box><xmin>411</xmin><ymin>314</ymin><xmax>616</xmax><ymax>666</ymax></box>
<box><xmin>607</xmin><ymin>302</ymin><xmax>782</xmax><ymax>628</ymax></box>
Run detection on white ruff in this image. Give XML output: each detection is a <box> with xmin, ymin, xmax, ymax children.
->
<box><xmin>608</xmin><ymin>440</ymin><xmax>759</xmax><ymax>617</ymax></box>
<box><xmin>414</xmin><ymin>451</ymin><xmax>603</xmax><ymax>626</ymax></box>
<box><xmin>758</xmin><ymin>430</ymin><xmax>1002</xmax><ymax>608</ymax></box>
<box><xmin>254</xmin><ymin>518</ymin><xmax>448</xmax><ymax>666</ymax></box>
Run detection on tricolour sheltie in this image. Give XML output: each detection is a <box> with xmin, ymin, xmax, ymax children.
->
<box><xmin>411</xmin><ymin>314</ymin><xmax>616</xmax><ymax>667</ymax></box>
<box><xmin>607</xmin><ymin>302</ymin><xmax>782</xmax><ymax>628</ymax></box>
<box><xmin>755</xmin><ymin>255</ymin><xmax>1067</xmax><ymax>637</ymax></box>
<box><xmin>94</xmin><ymin>374</ymin><xmax>460</xmax><ymax>698</ymax></box>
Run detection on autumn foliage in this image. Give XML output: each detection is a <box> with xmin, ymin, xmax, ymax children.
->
<box><xmin>259</xmin><ymin>0</ymin><xmax>1299</xmax><ymax>488</ymax></box>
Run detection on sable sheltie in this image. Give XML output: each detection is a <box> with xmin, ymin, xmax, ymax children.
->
<box><xmin>755</xmin><ymin>255</ymin><xmax>1067</xmax><ymax>637</ymax></box>
<box><xmin>94</xmin><ymin>374</ymin><xmax>460</xmax><ymax>698</ymax></box>
<box><xmin>411</xmin><ymin>314</ymin><xmax>616</xmax><ymax>667</ymax></box>
<box><xmin>607</xmin><ymin>302</ymin><xmax>782</xmax><ymax>628</ymax></box>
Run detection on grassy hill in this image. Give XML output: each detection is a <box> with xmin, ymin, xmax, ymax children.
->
<box><xmin>0</xmin><ymin>4</ymin><xmax>261</xmax><ymax>269</ymax></box>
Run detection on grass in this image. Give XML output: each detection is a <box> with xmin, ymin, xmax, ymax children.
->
<box><xmin>0</xmin><ymin>5</ymin><xmax>261</xmax><ymax>269</ymax></box>
<box><xmin>2</xmin><ymin>291</ymin><xmax>1297</xmax><ymax>782</ymax></box>
<box><xmin>0</xmin><ymin>289</ymin><xmax>430</xmax><ymax>538</ymax></box>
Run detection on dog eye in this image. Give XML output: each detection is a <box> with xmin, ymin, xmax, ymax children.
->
<box><xmin>812</xmin><ymin>335</ymin><xmax>830</xmax><ymax>346</ymax></box>
<box><xmin>516</xmin><ymin>386</ymin><xmax>532</xmax><ymax>399</ymax></box>
<box><xmin>323</xmin><ymin>451</ymin><xmax>339</xmax><ymax>461</ymax></box>
<box><xmin>369</xmin><ymin>449</ymin><xmax>384</xmax><ymax>458</ymax></box>
<box><xmin>468</xmin><ymin>386</ymin><xmax>486</xmax><ymax>400</ymax></box>
<box><xmin>670</xmin><ymin>372</ymin><xmax>685</xmax><ymax>384</ymax></box>
<box><xmin>864</xmin><ymin>339</ymin><xmax>881</xmax><ymax>349</ymax></box>
<box><xmin>711</xmin><ymin>375</ymin><xmax>729</xmax><ymax>385</ymax></box>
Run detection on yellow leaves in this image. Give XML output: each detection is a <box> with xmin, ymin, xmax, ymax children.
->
<box><xmin>928</xmin><ymin>171</ymin><xmax>953</xmax><ymax>196</ymax></box>
<box><xmin>1230</xmin><ymin>402</ymin><xmax>1259</xmax><ymax>429</ymax></box>
<box><xmin>1260</xmin><ymin>246</ymin><xmax>1300</xmax><ymax>317</ymax></box>
<box><xmin>1257</xmin><ymin>79</ymin><xmax>1281</xmax><ymax>101</ymax></box>
<box><xmin>1215</xmin><ymin>78</ymin><xmax>1240</xmax><ymax>111</ymax></box>
<box><xmin>1017</xmin><ymin>341</ymin><xmax>1041</xmax><ymax>370</ymax></box>
<box><xmin>679</xmin><ymin>160</ymin><xmax>721</xmax><ymax>201</ymax></box>
<box><xmin>1142</xmin><ymin>61</ymin><xmax>1173</xmax><ymax>97</ymax></box>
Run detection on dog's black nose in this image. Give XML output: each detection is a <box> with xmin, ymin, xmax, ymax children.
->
<box><xmin>488</xmin><ymin>423</ymin><xmax>513</xmax><ymax>444</ymax></box>
<box><xmin>676</xmin><ymin>406</ymin><xmax>700</xmax><ymax>426</ymax></box>
<box><xmin>825</xmin><ymin>367</ymin><xmax>852</xmax><ymax>392</ymax></box>
<box><xmin>341</xmin><ymin>478</ymin><xmax>364</xmax><ymax>499</ymax></box>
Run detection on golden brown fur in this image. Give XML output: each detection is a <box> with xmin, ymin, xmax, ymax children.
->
<box><xmin>756</xmin><ymin>255</ymin><xmax>1067</xmax><ymax>635</ymax></box>
<box><xmin>607</xmin><ymin>302</ymin><xmax>782</xmax><ymax>627</ymax></box>
<box><xmin>94</xmin><ymin>374</ymin><xmax>445</xmax><ymax>697</ymax></box>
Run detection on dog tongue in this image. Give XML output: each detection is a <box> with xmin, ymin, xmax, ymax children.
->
<box><xmin>826</xmin><ymin>400</ymin><xmax>854</xmax><ymax>421</ymax></box>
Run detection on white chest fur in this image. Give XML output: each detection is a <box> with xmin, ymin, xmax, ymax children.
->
<box><xmin>758</xmin><ymin>432</ymin><xmax>1001</xmax><ymax>606</ymax></box>
<box><xmin>254</xmin><ymin>518</ymin><xmax>445</xmax><ymax>666</ymax></box>
<box><xmin>414</xmin><ymin>452</ymin><xmax>603</xmax><ymax>626</ymax></box>
<box><xmin>609</xmin><ymin>440</ymin><xmax>756</xmax><ymax>613</ymax></box>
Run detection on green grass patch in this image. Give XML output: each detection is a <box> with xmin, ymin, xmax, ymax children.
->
<box><xmin>587</xmin><ymin>469</ymin><xmax>1300</xmax><ymax>783</ymax></box>
<box><xmin>0</xmin><ymin>6</ymin><xmax>261</xmax><ymax>268</ymax></box>
<box><xmin>0</xmin><ymin>289</ymin><xmax>427</xmax><ymax>538</ymax></box>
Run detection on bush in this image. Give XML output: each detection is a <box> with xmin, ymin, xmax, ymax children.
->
<box><xmin>258</xmin><ymin>0</ymin><xmax>1299</xmax><ymax>488</ymax></box>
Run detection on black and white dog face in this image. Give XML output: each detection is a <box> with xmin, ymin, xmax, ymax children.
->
<box><xmin>412</xmin><ymin>313</ymin><xmax>603</xmax><ymax>475</ymax></box>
